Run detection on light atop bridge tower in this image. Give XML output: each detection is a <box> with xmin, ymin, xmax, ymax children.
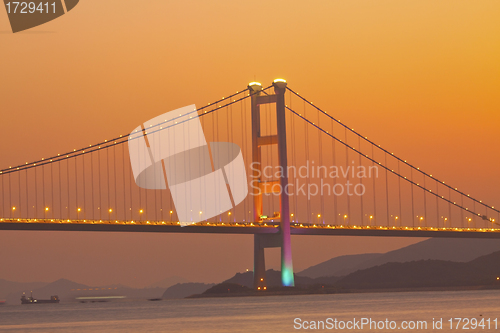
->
<box><xmin>273</xmin><ymin>78</ymin><xmax>287</xmax><ymax>91</ymax></box>
<box><xmin>248</xmin><ymin>82</ymin><xmax>262</xmax><ymax>94</ymax></box>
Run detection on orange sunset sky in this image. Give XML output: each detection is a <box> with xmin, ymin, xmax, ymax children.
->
<box><xmin>1</xmin><ymin>1</ymin><xmax>499</xmax><ymax>287</ymax></box>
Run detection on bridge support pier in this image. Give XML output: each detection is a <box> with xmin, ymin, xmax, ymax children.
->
<box><xmin>249</xmin><ymin>80</ymin><xmax>295</xmax><ymax>289</ymax></box>
<box><xmin>253</xmin><ymin>233</ymin><xmax>281</xmax><ymax>289</ymax></box>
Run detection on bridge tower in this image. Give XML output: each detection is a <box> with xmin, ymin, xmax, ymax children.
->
<box><xmin>249</xmin><ymin>79</ymin><xmax>294</xmax><ymax>289</ymax></box>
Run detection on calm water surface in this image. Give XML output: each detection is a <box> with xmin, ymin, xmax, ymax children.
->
<box><xmin>1</xmin><ymin>290</ymin><xmax>500</xmax><ymax>332</ymax></box>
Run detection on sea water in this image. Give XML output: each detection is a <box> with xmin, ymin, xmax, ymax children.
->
<box><xmin>1</xmin><ymin>290</ymin><xmax>500</xmax><ymax>332</ymax></box>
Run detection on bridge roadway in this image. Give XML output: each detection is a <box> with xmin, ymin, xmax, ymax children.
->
<box><xmin>1</xmin><ymin>218</ymin><xmax>500</xmax><ymax>238</ymax></box>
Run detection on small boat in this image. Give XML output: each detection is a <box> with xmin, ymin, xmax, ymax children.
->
<box><xmin>21</xmin><ymin>292</ymin><xmax>60</xmax><ymax>304</ymax></box>
<box><xmin>148</xmin><ymin>298</ymin><xmax>162</xmax><ymax>301</ymax></box>
<box><xmin>0</xmin><ymin>300</ymin><xmax>6</xmax><ymax>305</ymax></box>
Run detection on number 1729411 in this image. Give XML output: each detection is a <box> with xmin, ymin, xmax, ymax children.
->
<box><xmin>448</xmin><ymin>318</ymin><xmax>498</xmax><ymax>330</ymax></box>
<box><xmin>5</xmin><ymin>2</ymin><xmax>56</xmax><ymax>14</ymax></box>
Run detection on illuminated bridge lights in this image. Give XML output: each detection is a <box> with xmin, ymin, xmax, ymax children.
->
<box><xmin>1</xmin><ymin>219</ymin><xmax>500</xmax><ymax>234</ymax></box>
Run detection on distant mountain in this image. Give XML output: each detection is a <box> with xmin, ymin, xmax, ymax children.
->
<box><xmin>162</xmin><ymin>283</ymin><xmax>215</xmax><ymax>299</ymax></box>
<box><xmin>0</xmin><ymin>279</ymin><xmax>47</xmax><ymax>299</ymax></box>
<box><xmin>203</xmin><ymin>283</ymin><xmax>252</xmax><ymax>295</ymax></box>
<box><xmin>297</xmin><ymin>253</ymin><xmax>383</xmax><ymax>278</ymax></box>
<box><xmin>298</xmin><ymin>238</ymin><xmax>500</xmax><ymax>278</ymax></box>
<box><xmin>35</xmin><ymin>278</ymin><xmax>89</xmax><ymax>297</ymax></box>
<box><xmin>335</xmin><ymin>250</ymin><xmax>500</xmax><ymax>289</ymax></box>
<box><xmin>5</xmin><ymin>278</ymin><xmax>90</xmax><ymax>303</ymax></box>
<box><xmin>148</xmin><ymin>276</ymin><xmax>190</xmax><ymax>289</ymax></box>
<box><xmin>165</xmin><ymin>270</ymin><xmax>337</xmax><ymax>299</ymax></box>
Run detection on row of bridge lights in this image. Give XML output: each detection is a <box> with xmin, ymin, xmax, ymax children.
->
<box><xmin>9</xmin><ymin>206</ymin><xmax>175</xmax><ymax>221</ymax></box>
<box><xmin>10</xmin><ymin>206</ymin><xmax>234</xmax><ymax>222</ymax></box>
<box><xmin>291</xmin><ymin>213</ymin><xmax>495</xmax><ymax>227</ymax></box>
<box><xmin>302</xmin><ymin>213</ymin><xmax>383</xmax><ymax>225</ymax></box>
<box><xmin>8</xmin><ymin>206</ymin><xmax>496</xmax><ymax>226</ymax></box>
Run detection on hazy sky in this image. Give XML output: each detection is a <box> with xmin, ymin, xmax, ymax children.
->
<box><xmin>0</xmin><ymin>1</ymin><xmax>499</xmax><ymax>288</ymax></box>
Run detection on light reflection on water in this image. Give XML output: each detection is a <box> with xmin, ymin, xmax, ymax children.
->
<box><xmin>1</xmin><ymin>290</ymin><xmax>500</xmax><ymax>332</ymax></box>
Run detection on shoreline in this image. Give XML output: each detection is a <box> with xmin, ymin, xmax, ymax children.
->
<box><xmin>186</xmin><ymin>285</ymin><xmax>500</xmax><ymax>299</ymax></box>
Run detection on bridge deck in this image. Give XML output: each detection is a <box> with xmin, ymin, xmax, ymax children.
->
<box><xmin>1</xmin><ymin>219</ymin><xmax>500</xmax><ymax>238</ymax></box>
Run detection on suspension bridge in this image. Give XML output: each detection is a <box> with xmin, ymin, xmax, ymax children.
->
<box><xmin>1</xmin><ymin>80</ymin><xmax>499</xmax><ymax>289</ymax></box>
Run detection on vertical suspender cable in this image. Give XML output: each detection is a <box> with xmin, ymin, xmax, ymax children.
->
<box><xmin>215</xmin><ymin>102</ymin><xmax>219</xmax><ymax>222</ymax></box>
<box><xmin>304</xmin><ymin>101</ymin><xmax>311</xmax><ymax>222</ymax></box>
<box><xmin>138</xmin><ymin>135</ymin><xmax>142</xmax><ymax>221</ymax></box>
<box><xmin>423</xmin><ymin>177</ymin><xmax>427</xmax><ymax>226</ymax></box>
<box><xmin>122</xmin><ymin>142</ymin><xmax>126</xmax><ymax>222</ymax></box>
<box><xmin>91</xmin><ymin>152</ymin><xmax>94</xmax><ymax>220</ymax></box>
<box><xmin>42</xmin><ymin>165</ymin><xmax>45</xmax><ymax>216</ymax></box>
<box><xmin>385</xmin><ymin>154</ymin><xmax>389</xmax><ymax>226</ymax></box>
<box><xmin>66</xmin><ymin>158</ymin><xmax>69</xmax><ymax>219</ymax></box>
<box><xmin>152</xmin><ymin>139</ymin><xmax>157</xmax><ymax>222</ymax></box>
<box><xmin>398</xmin><ymin>160</ymin><xmax>402</xmax><ymax>226</ymax></box>
<box><xmin>358</xmin><ymin>136</ymin><xmax>363</xmax><ymax>225</ymax></box>
<box><xmin>371</xmin><ymin>145</ymin><xmax>376</xmax><ymax>225</ymax></box>
<box><xmin>82</xmin><ymin>154</ymin><xmax>86</xmax><ymax>220</ymax></box>
<box><xmin>319</xmin><ymin>109</ymin><xmax>324</xmax><ymax>224</ymax></box>
<box><xmin>436</xmin><ymin>181</ymin><xmax>439</xmax><ymax>227</ymax></box>
<box><xmin>197</xmin><ymin>109</ymin><xmax>202</xmax><ymax>221</ymax></box>
<box><xmin>114</xmin><ymin>144</ymin><xmax>118</xmax><ymax>221</ymax></box>
<box><xmin>345</xmin><ymin>128</ymin><xmax>350</xmax><ymax>225</ymax></box>
<box><xmin>75</xmin><ymin>156</ymin><xmax>78</xmax><ymax>218</ymax></box>
<box><xmin>129</xmin><ymin>142</ymin><xmax>133</xmax><ymax>221</ymax></box>
<box><xmin>51</xmin><ymin>163</ymin><xmax>54</xmax><ymax>219</ymax></box>
<box><xmin>448</xmin><ymin>187</ymin><xmax>452</xmax><ymax>228</ymax></box>
<box><xmin>270</xmin><ymin>101</ymin><xmax>275</xmax><ymax>218</ymax></box>
<box><xmin>35</xmin><ymin>165</ymin><xmax>38</xmax><ymax>218</ymax></box>
<box><xmin>26</xmin><ymin>169</ymin><xmax>29</xmax><ymax>219</ymax></box>
<box><xmin>332</xmin><ymin>119</ymin><xmax>337</xmax><ymax>224</ymax></box>
<box><xmin>1</xmin><ymin>176</ymin><xmax>3</xmax><ymax>218</ymax></box>
<box><xmin>59</xmin><ymin>161</ymin><xmax>62</xmax><ymax>219</ymax></box>
<box><xmin>212</xmin><ymin>104</ymin><xmax>216</xmax><ymax>222</ymax></box>
<box><xmin>18</xmin><ymin>170</ymin><xmax>21</xmax><ymax>219</ymax></box>
<box><xmin>199</xmin><ymin>110</ymin><xmax>204</xmax><ymax>221</ymax></box>
<box><xmin>98</xmin><ymin>149</ymin><xmax>101</xmax><ymax>220</ymax></box>
<box><xmin>461</xmin><ymin>194</ymin><xmax>464</xmax><ymax>228</ymax></box>
<box><xmin>8</xmin><ymin>173</ymin><xmax>11</xmax><ymax>218</ymax></box>
<box><xmin>107</xmin><ymin>148</ymin><xmax>110</xmax><ymax>221</ymax></box>
<box><xmin>410</xmin><ymin>168</ymin><xmax>415</xmax><ymax>227</ymax></box>
<box><xmin>473</xmin><ymin>201</ymin><xmax>476</xmax><ymax>228</ymax></box>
